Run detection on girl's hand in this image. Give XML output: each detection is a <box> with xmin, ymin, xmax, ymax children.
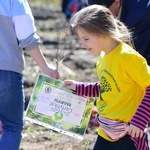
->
<box><xmin>127</xmin><ymin>124</ymin><xmax>144</xmax><ymax>138</ymax></box>
<box><xmin>64</xmin><ymin>80</ymin><xmax>76</xmax><ymax>91</ymax></box>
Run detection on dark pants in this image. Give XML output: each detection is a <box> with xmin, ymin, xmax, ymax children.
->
<box><xmin>0</xmin><ymin>70</ymin><xmax>24</xmax><ymax>150</ymax></box>
<box><xmin>93</xmin><ymin>135</ymin><xmax>136</xmax><ymax>150</ymax></box>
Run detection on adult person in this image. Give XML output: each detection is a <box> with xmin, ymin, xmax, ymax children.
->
<box><xmin>64</xmin><ymin>4</ymin><xmax>150</xmax><ymax>150</ymax></box>
<box><xmin>87</xmin><ymin>0</ymin><xmax>150</xmax><ymax>65</ymax></box>
<box><xmin>0</xmin><ymin>0</ymin><xmax>59</xmax><ymax>149</ymax></box>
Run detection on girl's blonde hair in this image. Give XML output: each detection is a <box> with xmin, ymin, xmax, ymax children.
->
<box><xmin>70</xmin><ymin>5</ymin><xmax>133</xmax><ymax>46</ymax></box>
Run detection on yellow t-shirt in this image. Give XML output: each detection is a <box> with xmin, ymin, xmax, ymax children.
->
<box><xmin>96</xmin><ymin>42</ymin><xmax>150</xmax><ymax>141</ymax></box>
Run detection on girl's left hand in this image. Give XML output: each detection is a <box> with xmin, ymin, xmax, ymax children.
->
<box><xmin>64</xmin><ymin>80</ymin><xmax>76</xmax><ymax>91</ymax></box>
<box><xmin>127</xmin><ymin>124</ymin><xmax>144</xmax><ymax>138</ymax></box>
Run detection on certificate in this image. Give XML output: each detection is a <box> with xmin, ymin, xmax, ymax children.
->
<box><xmin>25</xmin><ymin>74</ymin><xmax>94</xmax><ymax>139</ymax></box>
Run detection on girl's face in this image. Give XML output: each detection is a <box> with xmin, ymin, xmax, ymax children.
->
<box><xmin>76</xmin><ymin>28</ymin><xmax>107</xmax><ymax>56</ymax></box>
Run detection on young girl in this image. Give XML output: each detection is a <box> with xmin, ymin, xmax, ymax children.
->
<box><xmin>64</xmin><ymin>5</ymin><xmax>150</xmax><ymax>150</ymax></box>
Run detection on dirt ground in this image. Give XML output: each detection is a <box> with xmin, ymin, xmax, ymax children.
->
<box><xmin>20</xmin><ymin>121</ymin><xmax>150</xmax><ymax>150</ymax></box>
<box><xmin>20</xmin><ymin>121</ymin><xmax>98</xmax><ymax>150</ymax></box>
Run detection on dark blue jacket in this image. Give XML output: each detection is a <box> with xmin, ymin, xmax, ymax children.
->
<box><xmin>121</xmin><ymin>0</ymin><xmax>150</xmax><ymax>55</ymax></box>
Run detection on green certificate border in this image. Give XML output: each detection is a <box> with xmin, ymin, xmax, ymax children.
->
<box><xmin>25</xmin><ymin>74</ymin><xmax>94</xmax><ymax>140</ymax></box>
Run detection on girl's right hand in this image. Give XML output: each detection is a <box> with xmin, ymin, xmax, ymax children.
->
<box><xmin>127</xmin><ymin>124</ymin><xmax>144</xmax><ymax>138</ymax></box>
<box><xmin>64</xmin><ymin>80</ymin><xmax>76</xmax><ymax>91</ymax></box>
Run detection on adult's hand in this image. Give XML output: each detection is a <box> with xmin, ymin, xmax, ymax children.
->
<box><xmin>42</xmin><ymin>66</ymin><xmax>59</xmax><ymax>79</ymax></box>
